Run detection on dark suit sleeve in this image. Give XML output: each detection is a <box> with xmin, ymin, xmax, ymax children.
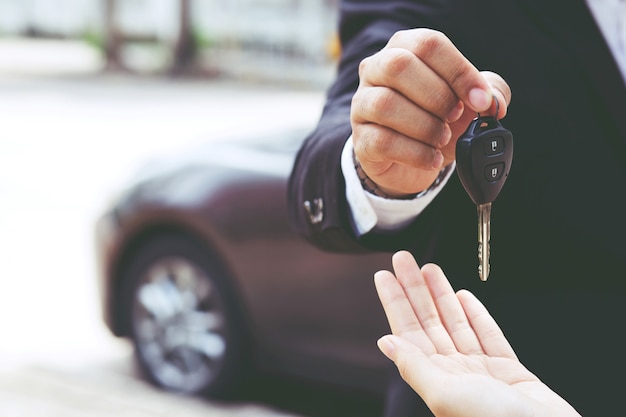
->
<box><xmin>287</xmin><ymin>0</ymin><xmax>466</xmax><ymax>253</ymax></box>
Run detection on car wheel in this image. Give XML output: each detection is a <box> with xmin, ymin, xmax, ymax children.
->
<box><xmin>120</xmin><ymin>235</ymin><xmax>250</xmax><ymax>398</ymax></box>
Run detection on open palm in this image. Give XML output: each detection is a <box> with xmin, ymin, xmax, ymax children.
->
<box><xmin>374</xmin><ymin>251</ymin><xmax>581</xmax><ymax>417</ymax></box>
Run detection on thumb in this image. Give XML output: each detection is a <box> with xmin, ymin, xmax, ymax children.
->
<box><xmin>377</xmin><ymin>335</ymin><xmax>442</xmax><ymax>399</ymax></box>
<box><xmin>481</xmin><ymin>70</ymin><xmax>512</xmax><ymax>119</ymax></box>
<box><xmin>377</xmin><ymin>335</ymin><xmax>398</xmax><ymax>361</ymax></box>
<box><xmin>377</xmin><ymin>334</ymin><xmax>426</xmax><ymax>363</ymax></box>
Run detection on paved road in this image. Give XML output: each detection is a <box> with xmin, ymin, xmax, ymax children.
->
<box><xmin>0</xmin><ymin>44</ymin><xmax>383</xmax><ymax>416</ymax></box>
<box><xmin>0</xmin><ymin>354</ymin><xmax>297</xmax><ymax>417</ymax></box>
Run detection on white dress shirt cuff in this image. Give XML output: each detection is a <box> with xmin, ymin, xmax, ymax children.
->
<box><xmin>341</xmin><ymin>136</ymin><xmax>455</xmax><ymax>236</ymax></box>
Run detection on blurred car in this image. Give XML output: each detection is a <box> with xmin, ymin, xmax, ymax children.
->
<box><xmin>93</xmin><ymin>126</ymin><xmax>393</xmax><ymax>401</ymax></box>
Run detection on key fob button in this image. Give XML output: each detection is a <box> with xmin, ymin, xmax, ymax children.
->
<box><xmin>483</xmin><ymin>136</ymin><xmax>504</xmax><ymax>155</ymax></box>
<box><xmin>484</xmin><ymin>162</ymin><xmax>505</xmax><ymax>182</ymax></box>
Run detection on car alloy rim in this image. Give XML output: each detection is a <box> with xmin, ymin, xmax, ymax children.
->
<box><xmin>132</xmin><ymin>256</ymin><xmax>227</xmax><ymax>392</ymax></box>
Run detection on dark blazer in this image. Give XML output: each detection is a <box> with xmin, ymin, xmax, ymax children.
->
<box><xmin>289</xmin><ymin>0</ymin><xmax>626</xmax><ymax>415</ymax></box>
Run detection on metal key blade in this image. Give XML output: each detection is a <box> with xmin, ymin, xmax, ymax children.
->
<box><xmin>477</xmin><ymin>203</ymin><xmax>491</xmax><ymax>281</ymax></box>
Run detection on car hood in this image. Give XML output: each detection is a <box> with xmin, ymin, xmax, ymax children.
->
<box><xmin>130</xmin><ymin>127</ymin><xmax>310</xmax><ymax>185</ymax></box>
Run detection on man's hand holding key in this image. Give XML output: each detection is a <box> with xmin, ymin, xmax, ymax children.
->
<box><xmin>350</xmin><ymin>28</ymin><xmax>511</xmax><ymax>198</ymax></box>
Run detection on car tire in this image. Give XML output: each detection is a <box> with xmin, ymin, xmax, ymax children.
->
<box><xmin>120</xmin><ymin>234</ymin><xmax>250</xmax><ymax>399</ymax></box>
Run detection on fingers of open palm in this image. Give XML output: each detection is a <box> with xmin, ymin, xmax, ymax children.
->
<box><xmin>391</xmin><ymin>251</ymin><xmax>458</xmax><ymax>354</ymax></box>
<box><xmin>351</xmin><ymin>85</ymin><xmax>451</xmax><ymax>149</ymax></box>
<box><xmin>358</xmin><ymin>46</ymin><xmax>461</xmax><ymax>121</ymax></box>
<box><xmin>456</xmin><ymin>290</ymin><xmax>518</xmax><ymax>359</ymax></box>
<box><xmin>374</xmin><ymin>269</ymin><xmax>437</xmax><ymax>355</ymax></box>
<box><xmin>387</xmin><ymin>29</ymin><xmax>492</xmax><ymax>113</ymax></box>
<box><xmin>420</xmin><ymin>264</ymin><xmax>484</xmax><ymax>355</ymax></box>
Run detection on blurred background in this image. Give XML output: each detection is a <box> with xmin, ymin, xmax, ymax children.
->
<box><xmin>0</xmin><ymin>0</ymin><xmax>340</xmax><ymax>82</ymax></box>
<box><xmin>0</xmin><ymin>1</ymin><xmax>384</xmax><ymax>416</ymax></box>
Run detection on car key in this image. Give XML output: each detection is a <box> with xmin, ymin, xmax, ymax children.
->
<box><xmin>456</xmin><ymin>111</ymin><xmax>513</xmax><ymax>281</ymax></box>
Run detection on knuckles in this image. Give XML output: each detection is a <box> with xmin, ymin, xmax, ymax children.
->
<box><xmin>353</xmin><ymin>124</ymin><xmax>395</xmax><ymax>160</ymax></box>
<box><xmin>351</xmin><ymin>86</ymin><xmax>398</xmax><ymax>124</ymax></box>
<box><xmin>357</xmin><ymin>56</ymin><xmax>370</xmax><ymax>78</ymax></box>
<box><xmin>359</xmin><ymin>47</ymin><xmax>416</xmax><ymax>84</ymax></box>
<box><xmin>389</xmin><ymin>28</ymin><xmax>450</xmax><ymax>58</ymax></box>
<box><xmin>413</xmin><ymin>29</ymin><xmax>450</xmax><ymax>57</ymax></box>
<box><xmin>377</xmin><ymin>48</ymin><xmax>416</xmax><ymax>82</ymax></box>
<box><xmin>364</xmin><ymin>88</ymin><xmax>398</xmax><ymax>121</ymax></box>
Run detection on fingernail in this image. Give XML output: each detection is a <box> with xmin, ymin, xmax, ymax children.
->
<box><xmin>468</xmin><ymin>88</ymin><xmax>491</xmax><ymax>111</ymax></box>
<box><xmin>377</xmin><ymin>336</ymin><xmax>396</xmax><ymax>359</ymax></box>
<box><xmin>446</xmin><ymin>100</ymin><xmax>464</xmax><ymax>122</ymax></box>
<box><xmin>432</xmin><ymin>150</ymin><xmax>444</xmax><ymax>170</ymax></box>
<box><xmin>439</xmin><ymin>124</ymin><xmax>451</xmax><ymax>147</ymax></box>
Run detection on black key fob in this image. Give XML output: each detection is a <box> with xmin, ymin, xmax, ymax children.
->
<box><xmin>456</xmin><ymin>116</ymin><xmax>514</xmax><ymax>205</ymax></box>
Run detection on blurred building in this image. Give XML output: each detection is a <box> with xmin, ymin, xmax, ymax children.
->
<box><xmin>0</xmin><ymin>0</ymin><xmax>339</xmax><ymax>87</ymax></box>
